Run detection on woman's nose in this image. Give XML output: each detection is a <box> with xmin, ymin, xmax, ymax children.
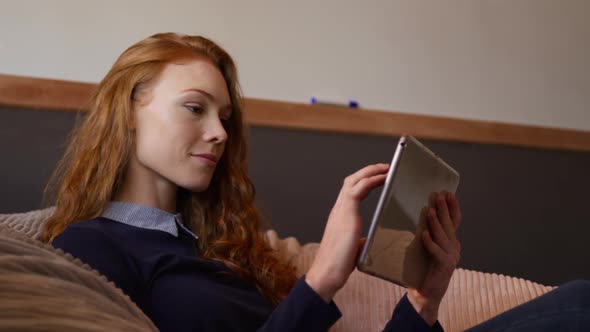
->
<box><xmin>204</xmin><ymin>117</ymin><xmax>228</xmax><ymax>144</ymax></box>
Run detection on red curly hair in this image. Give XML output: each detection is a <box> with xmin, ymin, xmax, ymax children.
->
<box><xmin>40</xmin><ymin>32</ymin><xmax>297</xmax><ymax>304</ymax></box>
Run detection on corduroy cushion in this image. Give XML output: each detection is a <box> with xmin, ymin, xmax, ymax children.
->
<box><xmin>1</xmin><ymin>210</ymin><xmax>554</xmax><ymax>332</ymax></box>
<box><xmin>265</xmin><ymin>231</ymin><xmax>555</xmax><ymax>332</ymax></box>
<box><xmin>0</xmin><ymin>208</ymin><xmax>54</xmax><ymax>241</ymax></box>
<box><xmin>0</xmin><ymin>222</ymin><xmax>158</xmax><ymax>332</ymax></box>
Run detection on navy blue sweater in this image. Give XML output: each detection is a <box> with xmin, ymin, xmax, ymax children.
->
<box><xmin>52</xmin><ymin>207</ymin><xmax>443</xmax><ymax>331</ymax></box>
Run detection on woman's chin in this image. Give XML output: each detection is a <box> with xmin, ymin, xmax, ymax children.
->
<box><xmin>180</xmin><ymin>181</ymin><xmax>211</xmax><ymax>193</ymax></box>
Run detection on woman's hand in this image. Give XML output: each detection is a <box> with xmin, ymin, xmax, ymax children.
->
<box><xmin>306</xmin><ymin>163</ymin><xmax>389</xmax><ymax>302</ymax></box>
<box><xmin>407</xmin><ymin>192</ymin><xmax>462</xmax><ymax>326</ymax></box>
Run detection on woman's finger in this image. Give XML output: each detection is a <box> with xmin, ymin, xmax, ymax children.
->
<box><xmin>428</xmin><ymin>192</ymin><xmax>437</xmax><ymax>209</ymax></box>
<box><xmin>424</xmin><ymin>230</ymin><xmax>461</xmax><ymax>278</ymax></box>
<box><xmin>349</xmin><ymin>173</ymin><xmax>387</xmax><ymax>200</ymax></box>
<box><xmin>427</xmin><ymin>207</ymin><xmax>451</xmax><ymax>251</ymax></box>
<box><xmin>344</xmin><ymin>163</ymin><xmax>389</xmax><ymax>187</ymax></box>
<box><xmin>422</xmin><ymin>230</ymin><xmax>447</xmax><ymax>263</ymax></box>
<box><xmin>447</xmin><ymin>192</ymin><xmax>462</xmax><ymax>231</ymax></box>
<box><xmin>436</xmin><ymin>193</ymin><xmax>456</xmax><ymax>241</ymax></box>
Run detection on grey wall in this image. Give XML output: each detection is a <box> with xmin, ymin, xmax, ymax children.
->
<box><xmin>250</xmin><ymin>127</ymin><xmax>590</xmax><ymax>286</ymax></box>
<box><xmin>0</xmin><ymin>108</ymin><xmax>80</xmax><ymax>212</ymax></box>
<box><xmin>2</xmin><ymin>107</ymin><xmax>589</xmax><ymax>286</ymax></box>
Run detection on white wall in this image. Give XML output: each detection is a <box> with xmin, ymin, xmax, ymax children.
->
<box><xmin>1</xmin><ymin>0</ymin><xmax>588</xmax><ymax>131</ymax></box>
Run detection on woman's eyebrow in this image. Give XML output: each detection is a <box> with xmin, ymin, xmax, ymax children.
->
<box><xmin>180</xmin><ymin>88</ymin><xmax>214</xmax><ymax>99</ymax></box>
<box><xmin>181</xmin><ymin>88</ymin><xmax>230</xmax><ymax>105</ymax></box>
<box><xmin>181</xmin><ymin>88</ymin><xmax>232</xmax><ymax>115</ymax></box>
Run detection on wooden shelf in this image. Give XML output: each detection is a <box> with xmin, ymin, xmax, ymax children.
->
<box><xmin>2</xmin><ymin>73</ymin><xmax>589</xmax><ymax>152</ymax></box>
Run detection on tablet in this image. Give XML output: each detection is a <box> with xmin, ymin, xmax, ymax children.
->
<box><xmin>357</xmin><ymin>135</ymin><xmax>460</xmax><ymax>288</ymax></box>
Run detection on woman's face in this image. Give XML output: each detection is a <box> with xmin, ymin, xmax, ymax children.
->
<box><xmin>132</xmin><ymin>58</ymin><xmax>231</xmax><ymax>194</ymax></box>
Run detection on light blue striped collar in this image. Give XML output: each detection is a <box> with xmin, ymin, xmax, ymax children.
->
<box><xmin>102</xmin><ymin>201</ymin><xmax>199</xmax><ymax>240</ymax></box>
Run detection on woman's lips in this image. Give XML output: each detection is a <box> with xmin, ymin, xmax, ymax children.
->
<box><xmin>191</xmin><ymin>153</ymin><xmax>217</xmax><ymax>166</ymax></box>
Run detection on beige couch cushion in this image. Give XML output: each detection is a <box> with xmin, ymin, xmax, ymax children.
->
<box><xmin>0</xmin><ymin>207</ymin><xmax>54</xmax><ymax>240</ymax></box>
<box><xmin>0</xmin><ymin>222</ymin><xmax>158</xmax><ymax>332</ymax></box>
<box><xmin>265</xmin><ymin>230</ymin><xmax>555</xmax><ymax>332</ymax></box>
<box><xmin>1</xmin><ymin>211</ymin><xmax>554</xmax><ymax>332</ymax></box>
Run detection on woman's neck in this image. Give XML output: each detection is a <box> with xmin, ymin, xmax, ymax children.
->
<box><xmin>114</xmin><ymin>157</ymin><xmax>178</xmax><ymax>214</ymax></box>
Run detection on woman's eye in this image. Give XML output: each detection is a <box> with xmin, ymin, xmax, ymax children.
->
<box><xmin>186</xmin><ymin>105</ymin><xmax>204</xmax><ymax>114</ymax></box>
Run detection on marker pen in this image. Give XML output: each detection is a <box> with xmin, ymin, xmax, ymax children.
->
<box><xmin>310</xmin><ymin>97</ymin><xmax>359</xmax><ymax>108</ymax></box>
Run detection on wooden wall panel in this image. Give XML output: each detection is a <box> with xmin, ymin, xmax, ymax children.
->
<box><xmin>2</xmin><ymin>73</ymin><xmax>589</xmax><ymax>152</ymax></box>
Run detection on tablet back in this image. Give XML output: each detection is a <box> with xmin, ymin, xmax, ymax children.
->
<box><xmin>357</xmin><ymin>135</ymin><xmax>460</xmax><ymax>288</ymax></box>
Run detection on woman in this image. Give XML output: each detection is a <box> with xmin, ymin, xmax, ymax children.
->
<box><xmin>41</xmin><ymin>32</ymin><xmax>457</xmax><ymax>331</ymax></box>
<box><xmin>42</xmin><ymin>33</ymin><xmax>588</xmax><ymax>332</ymax></box>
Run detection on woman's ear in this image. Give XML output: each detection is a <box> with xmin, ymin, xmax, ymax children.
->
<box><xmin>129</xmin><ymin>98</ymin><xmax>140</xmax><ymax>131</ymax></box>
<box><xmin>129</xmin><ymin>84</ymin><xmax>151</xmax><ymax>131</ymax></box>
<box><xmin>128</xmin><ymin>109</ymin><xmax>136</xmax><ymax>131</ymax></box>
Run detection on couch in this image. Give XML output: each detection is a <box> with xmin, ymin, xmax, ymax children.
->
<box><xmin>0</xmin><ymin>208</ymin><xmax>554</xmax><ymax>331</ymax></box>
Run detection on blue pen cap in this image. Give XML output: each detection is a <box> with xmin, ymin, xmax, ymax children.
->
<box><xmin>310</xmin><ymin>96</ymin><xmax>359</xmax><ymax>108</ymax></box>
